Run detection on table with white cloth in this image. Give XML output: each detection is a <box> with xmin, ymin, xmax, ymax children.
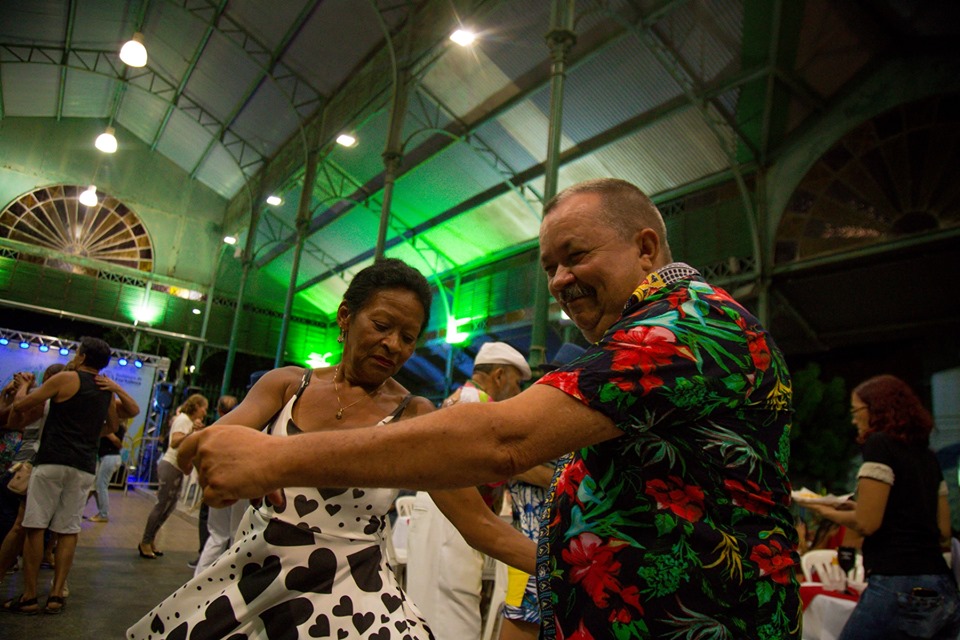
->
<box><xmin>802</xmin><ymin>593</ymin><xmax>858</xmax><ymax>640</ymax></box>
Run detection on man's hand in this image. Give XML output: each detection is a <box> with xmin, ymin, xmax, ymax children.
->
<box><xmin>95</xmin><ymin>375</ymin><xmax>121</xmax><ymax>393</ymax></box>
<box><xmin>177</xmin><ymin>425</ymin><xmax>285</xmax><ymax>508</ymax></box>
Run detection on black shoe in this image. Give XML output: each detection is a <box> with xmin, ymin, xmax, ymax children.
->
<box><xmin>187</xmin><ymin>557</ymin><xmax>199</xmax><ymax>569</ymax></box>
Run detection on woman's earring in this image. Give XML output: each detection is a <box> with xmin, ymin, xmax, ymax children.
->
<box><xmin>337</xmin><ymin>328</ymin><xmax>345</xmax><ymax>344</ymax></box>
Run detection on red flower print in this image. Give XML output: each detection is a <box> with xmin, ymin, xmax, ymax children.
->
<box><xmin>558</xmin><ymin>620</ymin><xmax>596</xmax><ymax>640</ymax></box>
<box><xmin>562</xmin><ymin>533</ymin><xmax>624</xmax><ymax>608</ymax></box>
<box><xmin>745</xmin><ymin>328</ymin><xmax>771</xmax><ymax>371</ymax></box>
<box><xmin>606</xmin><ymin>585</ymin><xmax>644</xmax><ymax>623</ymax></box>
<box><xmin>541</xmin><ymin>370</ymin><xmax>588</xmax><ymax>403</ymax></box>
<box><xmin>724</xmin><ymin>478</ymin><xmax>776</xmax><ymax>515</ymax></box>
<box><xmin>554</xmin><ymin>458</ymin><xmax>587</xmax><ymax>501</ymax></box>
<box><xmin>644</xmin><ymin>476</ymin><xmax>706</xmax><ymax>522</ymax></box>
<box><xmin>610</xmin><ymin>375</ymin><xmax>664</xmax><ymax>396</ymax></box>
<box><xmin>749</xmin><ymin>538</ymin><xmax>794</xmax><ymax>584</ymax></box>
<box><xmin>609</xmin><ymin>325</ymin><xmax>693</xmax><ymax>375</ymax></box>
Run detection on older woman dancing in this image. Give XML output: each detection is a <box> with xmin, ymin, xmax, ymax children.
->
<box><xmin>809</xmin><ymin>374</ymin><xmax>960</xmax><ymax>639</ymax></box>
<box><xmin>128</xmin><ymin>258</ymin><xmax>534</xmax><ymax>640</ymax></box>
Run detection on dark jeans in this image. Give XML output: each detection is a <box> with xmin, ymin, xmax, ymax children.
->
<box><xmin>0</xmin><ymin>471</ymin><xmax>22</xmax><ymax>542</ymax></box>
<box><xmin>838</xmin><ymin>573</ymin><xmax>960</xmax><ymax>639</ymax></box>
<box><xmin>197</xmin><ymin>502</ymin><xmax>209</xmax><ymax>554</ymax></box>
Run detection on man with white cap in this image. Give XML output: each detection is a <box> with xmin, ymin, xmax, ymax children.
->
<box><xmin>406</xmin><ymin>341</ymin><xmax>531</xmax><ymax>640</ymax></box>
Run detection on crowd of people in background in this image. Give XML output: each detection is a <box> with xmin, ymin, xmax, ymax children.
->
<box><xmin>0</xmin><ymin>337</ymin><xmax>139</xmax><ymax>615</ymax></box>
<box><xmin>1</xmin><ymin>177</ymin><xmax>958</xmax><ymax>640</ymax></box>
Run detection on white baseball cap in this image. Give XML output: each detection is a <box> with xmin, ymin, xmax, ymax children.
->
<box><xmin>474</xmin><ymin>342</ymin><xmax>532</xmax><ymax>381</ymax></box>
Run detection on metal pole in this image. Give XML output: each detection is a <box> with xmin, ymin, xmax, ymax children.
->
<box><xmin>530</xmin><ymin>0</ymin><xmax>577</xmax><ymax>367</ymax></box>
<box><xmin>221</xmin><ymin>261</ymin><xmax>248</xmax><ymax>397</ymax></box>
<box><xmin>444</xmin><ymin>343</ymin><xmax>455</xmax><ymax>399</ymax></box>
<box><xmin>275</xmin><ymin>144</ymin><xmax>319</xmax><ymax>367</ymax></box>
<box><xmin>374</xmin><ymin>24</ymin><xmax>415</xmax><ymax>261</ymax></box>
<box><xmin>191</xmin><ymin>244</ymin><xmax>226</xmax><ymax>385</ymax></box>
<box><xmin>755</xmin><ymin>170</ymin><xmax>771</xmax><ymax>326</ymax></box>
<box><xmin>221</xmin><ymin>190</ymin><xmax>264</xmax><ymax>397</ymax></box>
<box><xmin>176</xmin><ymin>341</ymin><xmax>191</xmax><ymax>386</ymax></box>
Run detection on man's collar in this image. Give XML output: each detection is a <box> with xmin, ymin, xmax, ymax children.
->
<box><xmin>627</xmin><ymin>262</ymin><xmax>700</xmax><ymax>306</ymax></box>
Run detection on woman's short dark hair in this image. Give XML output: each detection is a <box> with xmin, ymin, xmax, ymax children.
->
<box><xmin>342</xmin><ymin>258</ymin><xmax>433</xmax><ymax>335</ymax></box>
<box><xmin>853</xmin><ymin>374</ymin><xmax>933</xmax><ymax>445</ymax></box>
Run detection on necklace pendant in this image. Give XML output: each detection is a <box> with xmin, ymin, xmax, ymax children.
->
<box><xmin>336</xmin><ymin>409</ymin><xmax>344</xmax><ymax>420</ymax></box>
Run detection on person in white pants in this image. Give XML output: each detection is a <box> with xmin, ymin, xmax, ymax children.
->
<box><xmin>191</xmin><ymin>395</ymin><xmax>241</xmax><ymax>577</ymax></box>
<box><xmin>405</xmin><ymin>342</ymin><xmax>530</xmax><ymax>640</ymax></box>
<box><xmin>193</xmin><ymin>500</ymin><xmax>246</xmax><ymax>576</ymax></box>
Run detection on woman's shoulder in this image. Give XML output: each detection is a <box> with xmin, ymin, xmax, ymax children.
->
<box><xmin>381</xmin><ymin>380</ymin><xmax>434</xmax><ymax>417</ymax></box>
<box><xmin>406</xmin><ymin>395</ymin><xmax>437</xmax><ymax>416</ymax></box>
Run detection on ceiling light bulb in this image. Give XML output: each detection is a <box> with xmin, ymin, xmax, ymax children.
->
<box><xmin>450</xmin><ymin>29</ymin><xmax>476</xmax><ymax>46</ymax></box>
<box><xmin>79</xmin><ymin>185</ymin><xmax>98</xmax><ymax>207</ymax></box>
<box><xmin>266</xmin><ymin>195</ymin><xmax>282</xmax><ymax>206</ymax></box>
<box><xmin>119</xmin><ymin>32</ymin><xmax>148</xmax><ymax>67</ymax></box>
<box><xmin>336</xmin><ymin>133</ymin><xmax>357</xmax><ymax>147</ymax></box>
<box><xmin>95</xmin><ymin>126</ymin><xmax>118</xmax><ymax>153</ymax></box>
<box><xmin>223</xmin><ymin>235</ymin><xmax>238</xmax><ymax>245</ymax></box>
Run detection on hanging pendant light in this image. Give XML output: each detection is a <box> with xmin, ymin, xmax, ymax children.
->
<box><xmin>95</xmin><ymin>126</ymin><xmax>118</xmax><ymax>153</ymax></box>
<box><xmin>119</xmin><ymin>32</ymin><xmax>148</xmax><ymax>67</ymax></box>
<box><xmin>79</xmin><ymin>185</ymin><xmax>98</xmax><ymax>207</ymax></box>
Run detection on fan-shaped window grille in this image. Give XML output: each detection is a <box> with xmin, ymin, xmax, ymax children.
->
<box><xmin>775</xmin><ymin>94</ymin><xmax>960</xmax><ymax>264</ymax></box>
<box><xmin>0</xmin><ymin>185</ymin><xmax>153</xmax><ymax>272</ymax></box>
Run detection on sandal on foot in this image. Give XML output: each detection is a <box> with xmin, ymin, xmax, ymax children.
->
<box><xmin>2</xmin><ymin>595</ymin><xmax>40</xmax><ymax>615</ymax></box>
<box><xmin>138</xmin><ymin>543</ymin><xmax>157</xmax><ymax>559</ymax></box>
<box><xmin>44</xmin><ymin>595</ymin><xmax>66</xmax><ymax>614</ymax></box>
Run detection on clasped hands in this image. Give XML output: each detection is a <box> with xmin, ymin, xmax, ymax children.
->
<box><xmin>177</xmin><ymin>425</ymin><xmax>287</xmax><ymax>508</ymax></box>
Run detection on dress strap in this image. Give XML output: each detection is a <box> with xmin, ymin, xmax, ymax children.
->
<box><xmin>387</xmin><ymin>394</ymin><xmax>414</xmax><ymax>421</ymax></box>
<box><xmin>293</xmin><ymin>368</ymin><xmax>313</xmax><ymax>401</ymax></box>
<box><xmin>263</xmin><ymin>368</ymin><xmax>313</xmax><ymax>434</ymax></box>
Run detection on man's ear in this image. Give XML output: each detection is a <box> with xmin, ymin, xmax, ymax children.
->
<box><xmin>489</xmin><ymin>367</ymin><xmax>505</xmax><ymax>393</ymax></box>
<box><xmin>634</xmin><ymin>228</ymin><xmax>660</xmax><ymax>270</ymax></box>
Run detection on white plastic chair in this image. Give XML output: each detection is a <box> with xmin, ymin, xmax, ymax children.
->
<box><xmin>386</xmin><ymin>496</ymin><xmax>415</xmax><ymax>588</ymax></box>
<box><xmin>801</xmin><ymin>550</ymin><xmax>846</xmax><ymax>591</ymax></box>
<box><xmin>800</xmin><ymin>549</ymin><xmax>837</xmax><ymax>582</ymax></box>
<box><xmin>801</xmin><ymin>549</ymin><xmax>864</xmax><ymax>591</ymax></box>
<box><xmin>395</xmin><ymin>495</ymin><xmax>415</xmax><ymax>518</ymax></box>
<box><xmin>480</xmin><ymin>559</ymin><xmax>509</xmax><ymax>640</ymax></box>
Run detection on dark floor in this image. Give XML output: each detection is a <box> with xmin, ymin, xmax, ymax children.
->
<box><xmin>0</xmin><ymin>488</ymin><xmax>201</xmax><ymax>639</ymax></box>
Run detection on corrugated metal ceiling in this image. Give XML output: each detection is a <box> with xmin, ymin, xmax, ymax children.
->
<box><xmin>2</xmin><ymin>0</ymin><xmax>954</xmax><ymax>330</ymax></box>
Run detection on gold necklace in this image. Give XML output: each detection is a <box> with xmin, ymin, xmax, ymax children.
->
<box><xmin>333</xmin><ymin>365</ymin><xmax>385</xmax><ymax>420</ymax></box>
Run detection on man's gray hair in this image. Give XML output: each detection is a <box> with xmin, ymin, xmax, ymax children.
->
<box><xmin>543</xmin><ymin>178</ymin><xmax>672</xmax><ymax>262</ymax></box>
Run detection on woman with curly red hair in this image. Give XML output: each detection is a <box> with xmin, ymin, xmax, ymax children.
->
<box><xmin>810</xmin><ymin>374</ymin><xmax>959</xmax><ymax>639</ymax></box>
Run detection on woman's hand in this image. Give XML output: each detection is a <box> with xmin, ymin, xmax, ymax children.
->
<box><xmin>178</xmin><ymin>425</ymin><xmax>286</xmax><ymax>508</ymax></box>
<box><xmin>95</xmin><ymin>374</ymin><xmax>121</xmax><ymax>393</ymax></box>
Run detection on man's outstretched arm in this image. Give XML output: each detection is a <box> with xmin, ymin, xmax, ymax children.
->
<box><xmin>179</xmin><ymin>384</ymin><xmax>621</xmax><ymax>507</ymax></box>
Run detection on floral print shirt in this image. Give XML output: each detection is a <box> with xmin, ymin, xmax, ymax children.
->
<box><xmin>535</xmin><ymin>265</ymin><xmax>800</xmax><ymax>640</ymax></box>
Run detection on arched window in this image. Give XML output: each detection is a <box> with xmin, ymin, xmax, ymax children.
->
<box><xmin>0</xmin><ymin>184</ymin><xmax>153</xmax><ymax>272</ymax></box>
<box><xmin>776</xmin><ymin>94</ymin><xmax>960</xmax><ymax>264</ymax></box>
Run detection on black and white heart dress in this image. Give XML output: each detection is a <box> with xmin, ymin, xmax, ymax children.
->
<box><xmin>127</xmin><ymin>379</ymin><xmax>434</xmax><ymax>640</ymax></box>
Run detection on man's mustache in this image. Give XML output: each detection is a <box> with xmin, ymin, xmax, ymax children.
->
<box><xmin>558</xmin><ymin>283</ymin><xmax>593</xmax><ymax>304</ymax></box>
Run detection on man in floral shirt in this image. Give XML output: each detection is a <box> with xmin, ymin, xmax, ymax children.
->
<box><xmin>532</xmin><ymin>180</ymin><xmax>800</xmax><ymax>639</ymax></box>
<box><xmin>181</xmin><ymin>178</ymin><xmax>800</xmax><ymax>640</ymax></box>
